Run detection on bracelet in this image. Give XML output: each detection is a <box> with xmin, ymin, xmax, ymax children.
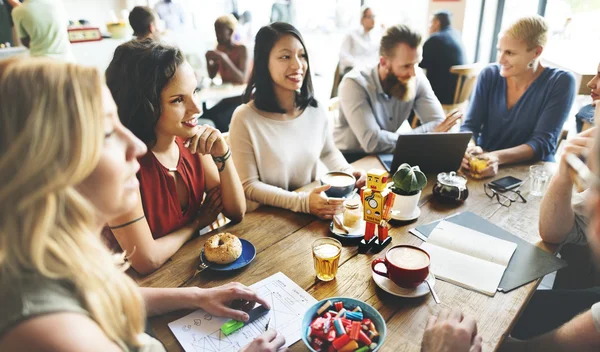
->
<box><xmin>109</xmin><ymin>215</ymin><xmax>145</xmax><ymax>230</ymax></box>
<box><xmin>212</xmin><ymin>147</ymin><xmax>231</xmax><ymax>172</ymax></box>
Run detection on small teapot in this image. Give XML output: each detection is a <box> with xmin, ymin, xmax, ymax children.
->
<box><xmin>433</xmin><ymin>171</ymin><xmax>469</xmax><ymax>202</ymax></box>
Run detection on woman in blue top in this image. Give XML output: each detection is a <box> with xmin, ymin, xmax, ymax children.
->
<box><xmin>460</xmin><ymin>15</ymin><xmax>576</xmax><ymax>178</ymax></box>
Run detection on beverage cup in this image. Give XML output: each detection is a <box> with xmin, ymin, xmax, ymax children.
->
<box><xmin>312</xmin><ymin>238</ymin><xmax>342</xmax><ymax>281</ymax></box>
<box><xmin>371</xmin><ymin>245</ymin><xmax>430</xmax><ymax>288</ymax></box>
<box><xmin>530</xmin><ymin>165</ymin><xmax>549</xmax><ymax>197</ymax></box>
<box><xmin>320</xmin><ymin>171</ymin><xmax>356</xmax><ymax>198</ymax></box>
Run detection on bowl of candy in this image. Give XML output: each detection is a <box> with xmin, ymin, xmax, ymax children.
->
<box><xmin>302</xmin><ymin>297</ymin><xmax>386</xmax><ymax>352</ymax></box>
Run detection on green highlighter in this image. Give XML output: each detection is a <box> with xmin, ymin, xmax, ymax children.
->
<box><xmin>221</xmin><ymin>305</ymin><xmax>270</xmax><ymax>336</ymax></box>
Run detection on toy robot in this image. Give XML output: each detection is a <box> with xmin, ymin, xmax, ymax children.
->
<box><xmin>359</xmin><ymin>169</ymin><xmax>395</xmax><ymax>253</ymax></box>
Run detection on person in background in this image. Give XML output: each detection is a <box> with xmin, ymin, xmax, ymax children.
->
<box><xmin>203</xmin><ymin>14</ymin><xmax>250</xmax><ymax>132</ymax></box>
<box><xmin>10</xmin><ymin>0</ymin><xmax>73</xmax><ymax>61</ymax></box>
<box><xmin>460</xmin><ymin>15</ymin><xmax>576</xmax><ymax>179</ymax></box>
<box><xmin>229</xmin><ymin>22</ymin><xmax>366</xmax><ymax>218</ymax></box>
<box><xmin>338</xmin><ymin>6</ymin><xmax>381</xmax><ymax>76</ymax></box>
<box><xmin>334</xmin><ymin>24</ymin><xmax>462</xmax><ymax>162</ymax></box>
<box><xmin>105</xmin><ymin>40</ymin><xmax>246</xmax><ymax>274</ymax></box>
<box><xmin>129</xmin><ymin>6</ymin><xmax>160</xmax><ymax>42</ymax></box>
<box><xmin>0</xmin><ymin>58</ymin><xmax>284</xmax><ymax>352</ymax></box>
<box><xmin>154</xmin><ymin>0</ymin><xmax>185</xmax><ymax>30</ymax></box>
<box><xmin>420</xmin><ymin>11</ymin><xmax>466</xmax><ymax>105</ymax></box>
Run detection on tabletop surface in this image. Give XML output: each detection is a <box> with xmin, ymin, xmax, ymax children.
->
<box><xmin>133</xmin><ymin>156</ymin><xmax>555</xmax><ymax>352</ymax></box>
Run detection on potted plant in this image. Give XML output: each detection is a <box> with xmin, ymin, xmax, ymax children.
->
<box><xmin>389</xmin><ymin>163</ymin><xmax>427</xmax><ymax>218</ymax></box>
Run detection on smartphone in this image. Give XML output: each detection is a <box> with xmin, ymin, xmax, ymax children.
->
<box><xmin>489</xmin><ymin>176</ymin><xmax>523</xmax><ymax>191</ymax></box>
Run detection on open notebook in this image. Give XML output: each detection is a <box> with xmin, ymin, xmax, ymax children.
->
<box><xmin>421</xmin><ymin>220</ymin><xmax>517</xmax><ymax>296</ymax></box>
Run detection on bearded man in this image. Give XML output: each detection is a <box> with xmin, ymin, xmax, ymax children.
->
<box><xmin>334</xmin><ymin>24</ymin><xmax>461</xmax><ymax>162</ymax></box>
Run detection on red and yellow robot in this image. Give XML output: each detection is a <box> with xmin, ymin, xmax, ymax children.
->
<box><xmin>359</xmin><ymin>169</ymin><xmax>395</xmax><ymax>253</ymax></box>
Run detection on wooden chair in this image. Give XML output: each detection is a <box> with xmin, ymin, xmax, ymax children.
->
<box><xmin>441</xmin><ymin>63</ymin><xmax>485</xmax><ymax>115</ymax></box>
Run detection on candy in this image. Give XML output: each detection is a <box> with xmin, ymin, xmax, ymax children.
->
<box><xmin>338</xmin><ymin>308</ymin><xmax>347</xmax><ymax>318</ymax></box>
<box><xmin>352</xmin><ymin>306</ymin><xmax>362</xmax><ymax>312</ymax></box>
<box><xmin>355</xmin><ymin>346</ymin><xmax>369</xmax><ymax>352</ymax></box>
<box><xmin>370</xmin><ymin>342</ymin><xmax>378</xmax><ymax>350</ymax></box>
<box><xmin>317</xmin><ymin>300</ymin><xmax>332</xmax><ymax>315</ymax></box>
<box><xmin>313</xmin><ymin>337</ymin><xmax>325</xmax><ymax>347</ymax></box>
<box><xmin>369</xmin><ymin>322</ymin><xmax>378</xmax><ymax>334</ymax></box>
<box><xmin>362</xmin><ymin>324</ymin><xmax>369</xmax><ymax>331</ymax></box>
<box><xmin>332</xmin><ymin>334</ymin><xmax>351</xmax><ymax>350</ymax></box>
<box><xmin>367</xmin><ymin>330</ymin><xmax>379</xmax><ymax>341</ymax></box>
<box><xmin>333</xmin><ymin>319</ymin><xmax>346</xmax><ymax>336</ymax></box>
<box><xmin>339</xmin><ymin>340</ymin><xmax>359</xmax><ymax>352</ymax></box>
<box><xmin>311</xmin><ymin>317</ymin><xmax>326</xmax><ymax>330</ymax></box>
<box><xmin>349</xmin><ymin>321</ymin><xmax>361</xmax><ymax>340</ymax></box>
<box><xmin>357</xmin><ymin>330</ymin><xmax>372</xmax><ymax>345</ymax></box>
<box><xmin>334</xmin><ymin>301</ymin><xmax>344</xmax><ymax>311</ymax></box>
<box><xmin>362</xmin><ymin>318</ymin><xmax>372</xmax><ymax>326</ymax></box>
<box><xmin>345</xmin><ymin>311</ymin><xmax>363</xmax><ymax>321</ymax></box>
<box><xmin>327</xmin><ymin>329</ymin><xmax>337</xmax><ymax>342</ymax></box>
<box><xmin>324</xmin><ymin>312</ymin><xmax>333</xmax><ymax>320</ymax></box>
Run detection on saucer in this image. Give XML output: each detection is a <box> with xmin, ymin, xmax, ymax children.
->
<box><xmin>200</xmin><ymin>238</ymin><xmax>256</xmax><ymax>271</ymax></box>
<box><xmin>372</xmin><ymin>269</ymin><xmax>436</xmax><ymax>298</ymax></box>
<box><xmin>390</xmin><ymin>207</ymin><xmax>421</xmax><ymax>221</ymax></box>
<box><xmin>329</xmin><ymin>220</ymin><xmax>364</xmax><ymax>242</ymax></box>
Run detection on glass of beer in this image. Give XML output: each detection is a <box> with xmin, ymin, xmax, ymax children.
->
<box><xmin>312</xmin><ymin>238</ymin><xmax>342</xmax><ymax>281</ymax></box>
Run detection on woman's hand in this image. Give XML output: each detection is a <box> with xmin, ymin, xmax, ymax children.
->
<box><xmin>461</xmin><ymin>145</ymin><xmax>483</xmax><ymax>171</ymax></box>
<box><xmin>470</xmin><ymin>153</ymin><xmax>499</xmax><ymax>179</ymax></box>
<box><xmin>194</xmin><ymin>187</ymin><xmax>223</xmax><ymax>229</ymax></box>
<box><xmin>184</xmin><ymin>125</ymin><xmax>228</xmax><ymax>157</ymax></box>
<box><xmin>196</xmin><ymin>282</ymin><xmax>270</xmax><ymax>322</ymax></box>
<box><xmin>240</xmin><ymin>329</ymin><xmax>287</xmax><ymax>352</ymax></box>
<box><xmin>309</xmin><ymin>185</ymin><xmax>344</xmax><ymax>220</ymax></box>
<box><xmin>352</xmin><ymin>169</ymin><xmax>366</xmax><ymax>189</ymax></box>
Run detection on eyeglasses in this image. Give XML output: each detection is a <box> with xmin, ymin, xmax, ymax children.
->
<box><xmin>484</xmin><ymin>183</ymin><xmax>527</xmax><ymax>207</ymax></box>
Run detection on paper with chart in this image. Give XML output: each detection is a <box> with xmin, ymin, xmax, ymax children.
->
<box><xmin>421</xmin><ymin>220</ymin><xmax>517</xmax><ymax>296</ymax></box>
<box><xmin>168</xmin><ymin>272</ymin><xmax>317</xmax><ymax>352</ymax></box>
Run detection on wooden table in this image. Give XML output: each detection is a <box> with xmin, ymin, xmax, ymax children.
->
<box><xmin>134</xmin><ymin>156</ymin><xmax>555</xmax><ymax>352</ymax></box>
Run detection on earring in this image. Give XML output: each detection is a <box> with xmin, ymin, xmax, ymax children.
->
<box><xmin>528</xmin><ymin>60</ymin><xmax>534</xmax><ymax>69</ymax></box>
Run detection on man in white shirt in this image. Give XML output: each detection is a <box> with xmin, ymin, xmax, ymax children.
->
<box><xmin>338</xmin><ymin>6</ymin><xmax>381</xmax><ymax>75</ymax></box>
<box><xmin>11</xmin><ymin>0</ymin><xmax>73</xmax><ymax>62</ymax></box>
<box><xmin>334</xmin><ymin>24</ymin><xmax>461</xmax><ymax>162</ymax></box>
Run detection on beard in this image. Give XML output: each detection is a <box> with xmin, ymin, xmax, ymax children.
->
<box><xmin>381</xmin><ymin>71</ymin><xmax>416</xmax><ymax>102</ymax></box>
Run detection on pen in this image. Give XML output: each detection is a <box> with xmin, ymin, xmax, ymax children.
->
<box><xmin>265</xmin><ymin>317</ymin><xmax>271</xmax><ymax>331</ymax></box>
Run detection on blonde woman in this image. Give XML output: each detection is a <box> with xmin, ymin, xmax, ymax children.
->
<box><xmin>0</xmin><ymin>58</ymin><xmax>284</xmax><ymax>352</ymax></box>
<box><xmin>460</xmin><ymin>15</ymin><xmax>576</xmax><ymax>178</ymax></box>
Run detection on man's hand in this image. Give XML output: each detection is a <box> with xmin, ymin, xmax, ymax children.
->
<box><xmin>433</xmin><ymin>110</ymin><xmax>463</xmax><ymax>133</ymax></box>
<box><xmin>422</xmin><ymin>308</ymin><xmax>482</xmax><ymax>352</ymax></box>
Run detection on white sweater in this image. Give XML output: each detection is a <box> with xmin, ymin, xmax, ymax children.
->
<box><xmin>229</xmin><ymin>103</ymin><xmax>353</xmax><ymax>213</ymax></box>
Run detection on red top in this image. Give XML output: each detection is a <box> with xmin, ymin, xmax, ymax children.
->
<box><xmin>138</xmin><ymin>138</ymin><xmax>206</xmax><ymax>238</ymax></box>
<box><xmin>102</xmin><ymin>138</ymin><xmax>206</xmax><ymax>249</ymax></box>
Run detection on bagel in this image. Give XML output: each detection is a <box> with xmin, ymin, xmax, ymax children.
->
<box><xmin>204</xmin><ymin>232</ymin><xmax>242</xmax><ymax>264</ymax></box>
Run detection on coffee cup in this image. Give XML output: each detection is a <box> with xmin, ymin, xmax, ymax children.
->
<box><xmin>320</xmin><ymin>171</ymin><xmax>356</xmax><ymax>198</ymax></box>
<box><xmin>371</xmin><ymin>245</ymin><xmax>430</xmax><ymax>288</ymax></box>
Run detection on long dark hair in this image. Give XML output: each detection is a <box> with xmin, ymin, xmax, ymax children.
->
<box><xmin>243</xmin><ymin>22</ymin><xmax>317</xmax><ymax>113</ymax></box>
<box><xmin>105</xmin><ymin>39</ymin><xmax>184</xmax><ymax>147</ymax></box>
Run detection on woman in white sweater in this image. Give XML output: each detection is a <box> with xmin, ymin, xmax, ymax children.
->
<box><xmin>229</xmin><ymin>22</ymin><xmax>365</xmax><ymax>219</ymax></box>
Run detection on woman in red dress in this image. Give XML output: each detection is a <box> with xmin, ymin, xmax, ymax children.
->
<box><xmin>105</xmin><ymin>39</ymin><xmax>246</xmax><ymax>274</ymax></box>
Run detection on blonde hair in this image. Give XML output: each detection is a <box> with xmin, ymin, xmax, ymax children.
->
<box><xmin>215</xmin><ymin>14</ymin><xmax>238</xmax><ymax>32</ymax></box>
<box><xmin>0</xmin><ymin>58</ymin><xmax>145</xmax><ymax>348</ymax></box>
<box><xmin>503</xmin><ymin>15</ymin><xmax>548</xmax><ymax>50</ymax></box>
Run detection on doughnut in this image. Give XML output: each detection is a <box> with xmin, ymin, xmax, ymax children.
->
<box><xmin>204</xmin><ymin>232</ymin><xmax>242</xmax><ymax>264</ymax></box>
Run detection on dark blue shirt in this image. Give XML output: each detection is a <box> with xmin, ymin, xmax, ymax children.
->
<box><xmin>419</xmin><ymin>28</ymin><xmax>466</xmax><ymax>104</ymax></box>
<box><xmin>460</xmin><ymin>64</ymin><xmax>576</xmax><ymax>162</ymax></box>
